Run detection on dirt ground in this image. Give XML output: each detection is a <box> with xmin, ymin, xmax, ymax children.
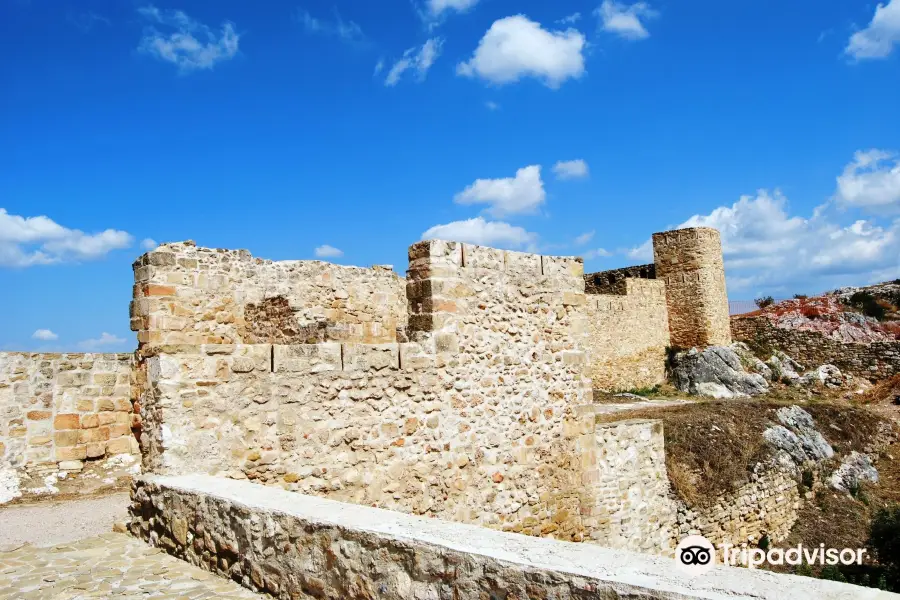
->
<box><xmin>0</xmin><ymin>493</ymin><xmax>129</xmax><ymax>550</ymax></box>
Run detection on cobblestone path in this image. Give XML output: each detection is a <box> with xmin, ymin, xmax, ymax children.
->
<box><xmin>0</xmin><ymin>532</ymin><xmax>264</xmax><ymax>599</ymax></box>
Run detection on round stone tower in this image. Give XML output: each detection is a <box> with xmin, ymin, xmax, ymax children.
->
<box><xmin>652</xmin><ymin>227</ymin><xmax>731</xmax><ymax>349</ymax></box>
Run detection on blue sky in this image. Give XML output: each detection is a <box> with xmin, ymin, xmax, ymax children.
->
<box><xmin>2</xmin><ymin>0</ymin><xmax>900</xmax><ymax>352</ymax></box>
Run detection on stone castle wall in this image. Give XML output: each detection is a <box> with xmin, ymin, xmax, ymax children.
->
<box><xmin>135</xmin><ymin>240</ymin><xmax>607</xmax><ymax>543</ymax></box>
<box><xmin>653</xmin><ymin>227</ymin><xmax>731</xmax><ymax>348</ymax></box>
<box><xmin>130</xmin><ymin>241</ymin><xmax>407</xmax><ymax>347</ymax></box>
<box><xmin>0</xmin><ymin>352</ymin><xmax>139</xmax><ymax>503</ymax></box>
<box><xmin>585</xmin><ymin>278</ymin><xmax>670</xmax><ymax>391</ymax></box>
<box><xmin>732</xmin><ymin>315</ymin><xmax>900</xmax><ymax>380</ymax></box>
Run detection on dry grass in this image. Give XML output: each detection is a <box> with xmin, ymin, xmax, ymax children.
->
<box><xmin>597</xmin><ymin>399</ymin><xmax>777</xmax><ymax>506</ymax></box>
<box><xmin>597</xmin><ymin>396</ymin><xmax>893</xmax><ymax>508</ymax></box>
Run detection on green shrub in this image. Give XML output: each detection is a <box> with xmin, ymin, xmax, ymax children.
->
<box><xmin>848</xmin><ymin>291</ymin><xmax>886</xmax><ymax>320</ymax></box>
<box><xmin>793</xmin><ymin>294</ymin><xmax>808</xmax><ymax>300</ymax></box>
<box><xmin>755</xmin><ymin>296</ymin><xmax>775</xmax><ymax>309</ymax></box>
<box><xmin>870</xmin><ymin>505</ymin><xmax>900</xmax><ymax>569</ymax></box>
<box><xmin>758</xmin><ymin>534</ymin><xmax>770</xmax><ymax>551</ymax></box>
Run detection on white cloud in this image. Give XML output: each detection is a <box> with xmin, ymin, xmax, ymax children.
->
<box><xmin>314</xmin><ymin>244</ymin><xmax>344</xmax><ymax>258</ymax></box>
<box><xmin>427</xmin><ymin>0</ymin><xmax>479</xmax><ymax>17</ymax></box>
<box><xmin>141</xmin><ymin>238</ymin><xmax>158</xmax><ymax>250</ymax></box>
<box><xmin>553</xmin><ymin>159</ymin><xmax>589</xmax><ymax>180</ymax></box>
<box><xmin>583</xmin><ymin>248</ymin><xmax>612</xmax><ymax>260</ymax></box>
<box><xmin>457</xmin><ymin>16</ymin><xmax>586</xmax><ymax>89</ymax></box>
<box><xmin>422</xmin><ymin>217</ymin><xmax>537</xmax><ymax>249</ymax></box>
<box><xmin>138</xmin><ymin>5</ymin><xmax>239</xmax><ymax>73</ymax></box>
<box><xmin>558</xmin><ymin>13</ymin><xmax>582</xmax><ymax>25</ymax></box>
<box><xmin>454</xmin><ymin>165</ymin><xmax>546</xmax><ymax>217</ymax></box>
<box><xmin>846</xmin><ymin>0</ymin><xmax>900</xmax><ymax>60</ymax></box>
<box><xmin>32</xmin><ymin>329</ymin><xmax>58</xmax><ymax>341</ymax></box>
<box><xmin>575</xmin><ymin>231</ymin><xmax>595</xmax><ymax>245</ymax></box>
<box><xmin>834</xmin><ymin>149</ymin><xmax>900</xmax><ymax>213</ymax></box>
<box><xmin>297</xmin><ymin>8</ymin><xmax>364</xmax><ymax>43</ymax></box>
<box><xmin>595</xmin><ymin>1</ymin><xmax>658</xmax><ymax>40</ymax></box>
<box><xmin>657</xmin><ymin>190</ymin><xmax>900</xmax><ymax>294</ymax></box>
<box><xmin>0</xmin><ymin>208</ymin><xmax>133</xmax><ymax>267</ymax></box>
<box><xmin>385</xmin><ymin>38</ymin><xmax>443</xmax><ymax>86</ymax></box>
<box><xmin>485</xmin><ymin>101</ymin><xmax>500</xmax><ymax>111</ymax></box>
<box><xmin>374</xmin><ymin>58</ymin><xmax>385</xmax><ymax>76</ymax></box>
<box><xmin>77</xmin><ymin>332</ymin><xmax>128</xmax><ymax>352</ymax></box>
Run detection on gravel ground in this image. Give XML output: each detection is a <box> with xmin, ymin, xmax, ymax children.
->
<box><xmin>0</xmin><ymin>493</ymin><xmax>129</xmax><ymax>550</ymax></box>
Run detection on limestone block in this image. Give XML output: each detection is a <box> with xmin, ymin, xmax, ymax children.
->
<box><xmin>342</xmin><ymin>344</ymin><xmax>399</xmax><ymax>372</ymax></box>
<box><xmin>462</xmin><ymin>244</ymin><xmax>504</xmax><ymax>270</ymax></box>
<box><xmin>273</xmin><ymin>344</ymin><xmax>341</xmax><ymax>374</ymax></box>
<box><xmin>503</xmin><ymin>250</ymin><xmax>541</xmax><ymax>277</ymax></box>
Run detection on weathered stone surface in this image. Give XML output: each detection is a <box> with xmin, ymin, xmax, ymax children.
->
<box><xmin>766</xmin><ymin>351</ymin><xmax>804</xmax><ymax>384</ymax></box>
<box><xmin>653</xmin><ymin>227</ymin><xmax>731</xmax><ymax>348</ymax></box>
<box><xmin>670</xmin><ymin>346</ymin><xmax>769</xmax><ymax>398</ymax></box>
<box><xmin>0</xmin><ymin>352</ymin><xmax>138</xmax><ymax>503</ymax></box>
<box><xmin>585</xmin><ymin>279</ymin><xmax>670</xmax><ymax>391</ymax></box>
<box><xmin>764</xmin><ymin>406</ymin><xmax>834</xmax><ymax>472</ymax></box>
<box><xmin>830</xmin><ymin>451</ymin><xmax>879</xmax><ymax>493</ymax></box>
<box><xmin>800</xmin><ymin>364</ymin><xmax>845</xmax><ymax>388</ymax></box>
<box><xmin>128</xmin><ymin>474</ymin><xmax>889</xmax><ymax>600</ymax></box>
<box><xmin>0</xmin><ymin>532</ymin><xmax>263</xmax><ymax>599</ymax></box>
<box><xmin>131</xmin><ymin>241</ymin><xmax>407</xmax><ymax>347</ymax></box>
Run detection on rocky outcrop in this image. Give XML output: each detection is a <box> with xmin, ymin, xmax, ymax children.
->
<box><xmin>670</xmin><ymin>346</ymin><xmax>769</xmax><ymax>398</ymax></box>
<box><xmin>829</xmin><ymin>452</ymin><xmax>879</xmax><ymax>493</ymax></box>
<box><xmin>766</xmin><ymin>351</ymin><xmax>803</xmax><ymax>384</ymax></box>
<box><xmin>763</xmin><ymin>406</ymin><xmax>834</xmax><ymax>473</ymax></box>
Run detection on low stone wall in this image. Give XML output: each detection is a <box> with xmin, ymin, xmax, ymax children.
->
<box><xmin>129</xmin><ymin>474</ymin><xmax>886</xmax><ymax>600</ymax></box>
<box><xmin>0</xmin><ymin>352</ymin><xmax>140</xmax><ymax>503</ymax></box>
<box><xmin>675</xmin><ymin>465</ymin><xmax>801</xmax><ymax>548</ymax></box>
<box><xmin>732</xmin><ymin>315</ymin><xmax>900</xmax><ymax>380</ymax></box>
<box><xmin>585</xmin><ymin>278</ymin><xmax>670</xmax><ymax>391</ymax></box>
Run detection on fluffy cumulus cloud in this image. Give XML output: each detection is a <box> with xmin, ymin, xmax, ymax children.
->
<box><xmin>426</xmin><ymin>0</ymin><xmax>479</xmax><ymax>17</ymax></box>
<box><xmin>0</xmin><ymin>209</ymin><xmax>133</xmax><ymax>267</ymax></box>
<box><xmin>138</xmin><ymin>5</ymin><xmax>239</xmax><ymax>73</ymax></box>
<box><xmin>846</xmin><ymin>0</ymin><xmax>900</xmax><ymax>60</ymax></box>
<box><xmin>595</xmin><ymin>1</ymin><xmax>658</xmax><ymax>40</ymax></box>
<box><xmin>628</xmin><ymin>190</ymin><xmax>900</xmax><ymax>295</ymax></box>
<box><xmin>314</xmin><ymin>244</ymin><xmax>344</xmax><ymax>258</ymax></box>
<box><xmin>553</xmin><ymin>159</ymin><xmax>589</xmax><ymax>180</ymax></box>
<box><xmin>385</xmin><ymin>38</ymin><xmax>443</xmax><ymax>86</ymax></box>
<box><xmin>454</xmin><ymin>165</ymin><xmax>546</xmax><ymax>217</ymax></box>
<box><xmin>141</xmin><ymin>238</ymin><xmax>158</xmax><ymax>250</ymax></box>
<box><xmin>834</xmin><ymin>149</ymin><xmax>900</xmax><ymax>213</ymax></box>
<box><xmin>422</xmin><ymin>217</ymin><xmax>537</xmax><ymax>249</ymax></box>
<box><xmin>558</xmin><ymin>13</ymin><xmax>582</xmax><ymax>25</ymax></box>
<box><xmin>32</xmin><ymin>329</ymin><xmax>58</xmax><ymax>341</ymax></box>
<box><xmin>77</xmin><ymin>332</ymin><xmax>128</xmax><ymax>352</ymax></box>
<box><xmin>456</xmin><ymin>16</ymin><xmax>586</xmax><ymax>88</ymax></box>
<box><xmin>297</xmin><ymin>8</ymin><xmax>364</xmax><ymax>43</ymax></box>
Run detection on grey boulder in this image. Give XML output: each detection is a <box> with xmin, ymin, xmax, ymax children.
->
<box><xmin>671</xmin><ymin>346</ymin><xmax>769</xmax><ymax>398</ymax></box>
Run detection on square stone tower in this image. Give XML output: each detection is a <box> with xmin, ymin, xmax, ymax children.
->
<box><xmin>652</xmin><ymin>227</ymin><xmax>731</xmax><ymax>348</ymax></box>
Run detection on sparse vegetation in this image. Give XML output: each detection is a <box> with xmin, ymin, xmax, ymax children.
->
<box><xmin>847</xmin><ymin>291</ymin><xmax>887</xmax><ymax>321</ymax></box>
<box><xmin>755</xmin><ymin>296</ymin><xmax>775</xmax><ymax>309</ymax></box>
<box><xmin>793</xmin><ymin>294</ymin><xmax>808</xmax><ymax>300</ymax></box>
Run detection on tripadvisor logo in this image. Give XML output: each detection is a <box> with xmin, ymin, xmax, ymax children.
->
<box><xmin>675</xmin><ymin>535</ymin><xmax>716</xmax><ymax>576</ymax></box>
<box><xmin>675</xmin><ymin>535</ymin><xmax>868</xmax><ymax>576</ymax></box>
